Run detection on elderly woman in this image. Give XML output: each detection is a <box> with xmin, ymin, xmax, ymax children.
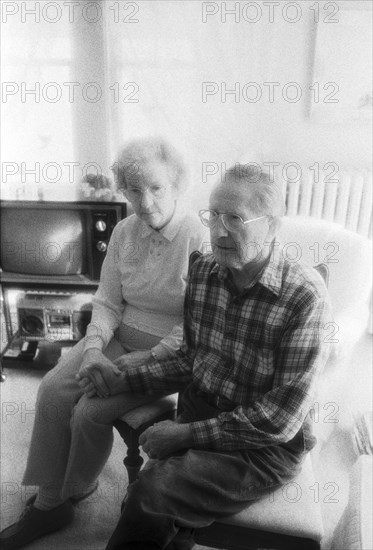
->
<box><xmin>1</xmin><ymin>137</ymin><xmax>207</xmax><ymax>550</ymax></box>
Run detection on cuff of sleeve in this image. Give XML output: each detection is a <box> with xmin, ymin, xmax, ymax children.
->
<box><xmin>83</xmin><ymin>336</ymin><xmax>104</xmax><ymax>352</ymax></box>
<box><xmin>151</xmin><ymin>343</ymin><xmax>173</xmax><ymax>361</ymax></box>
<box><xmin>125</xmin><ymin>363</ymin><xmax>155</xmax><ymax>394</ymax></box>
<box><xmin>189</xmin><ymin>417</ymin><xmax>221</xmax><ymax>450</ymax></box>
<box><xmin>84</xmin><ymin>322</ymin><xmax>107</xmax><ymax>351</ymax></box>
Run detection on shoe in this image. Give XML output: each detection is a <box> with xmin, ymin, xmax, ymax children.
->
<box><xmin>0</xmin><ymin>501</ymin><xmax>74</xmax><ymax>550</ymax></box>
<box><xmin>25</xmin><ymin>480</ymin><xmax>99</xmax><ymax>507</ymax></box>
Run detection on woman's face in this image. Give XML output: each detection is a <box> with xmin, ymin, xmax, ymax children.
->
<box><xmin>124</xmin><ymin>160</ymin><xmax>178</xmax><ymax>230</ymax></box>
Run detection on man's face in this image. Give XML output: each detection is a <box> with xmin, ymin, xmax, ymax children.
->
<box><xmin>208</xmin><ymin>179</ymin><xmax>275</xmax><ymax>270</ymax></box>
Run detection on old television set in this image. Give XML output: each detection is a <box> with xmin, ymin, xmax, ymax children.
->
<box><xmin>0</xmin><ymin>200</ymin><xmax>127</xmax><ymax>350</ymax></box>
<box><xmin>0</xmin><ymin>200</ymin><xmax>127</xmax><ymax>283</ymax></box>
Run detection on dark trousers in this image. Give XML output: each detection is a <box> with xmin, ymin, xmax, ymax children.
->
<box><xmin>106</xmin><ymin>384</ymin><xmax>313</xmax><ymax>550</ymax></box>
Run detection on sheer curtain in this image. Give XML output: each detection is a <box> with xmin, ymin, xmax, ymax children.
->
<box><xmin>1</xmin><ymin>1</ymin><xmax>111</xmax><ymax>201</ymax></box>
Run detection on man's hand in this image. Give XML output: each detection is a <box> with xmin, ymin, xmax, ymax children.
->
<box><xmin>139</xmin><ymin>420</ymin><xmax>193</xmax><ymax>460</ymax></box>
<box><xmin>76</xmin><ymin>349</ymin><xmax>127</xmax><ymax>398</ymax></box>
<box><xmin>114</xmin><ymin>350</ymin><xmax>153</xmax><ymax>371</ymax></box>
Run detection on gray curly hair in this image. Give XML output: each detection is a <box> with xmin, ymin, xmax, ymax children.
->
<box><xmin>112</xmin><ymin>137</ymin><xmax>188</xmax><ymax>195</ymax></box>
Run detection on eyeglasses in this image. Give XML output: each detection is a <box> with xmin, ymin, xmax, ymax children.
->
<box><xmin>124</xmin><ymin>185</ymin><xmax>167</xmax><ymax>203</ymax></box>
<box><xmin>199</xmin><ymin>209</ymin><xmax>267</xmax><ymax>232</ymax></box>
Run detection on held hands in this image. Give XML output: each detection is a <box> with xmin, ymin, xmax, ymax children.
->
<box><xmin>114</xmin><ymin>350</ymin><xmax>153</xmax><ymax>370</ymax></box>
<box><xmin>76</xmin><ymin>349</ymin><xmax>127</xmax><ymax>398</ymax></box>
<box><xmin>76</xmin><ymin>348</ymin><xmax>154</xmax><ymax>399</ymax></box>
<box><xmin>139</xmin><ymin>420</ymin><xmax>193</xmax><ymax>460</ymax></box>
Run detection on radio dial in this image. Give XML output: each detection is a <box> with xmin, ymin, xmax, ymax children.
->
<box><xmin>96</xmin><ymin>241</ymin><xmax>107</xmax><ymax>253</ymax></box>
<box><xmin>95</xmin><ymin>220</ymin><xmax>107</xmax><ymax>232</ymax></box>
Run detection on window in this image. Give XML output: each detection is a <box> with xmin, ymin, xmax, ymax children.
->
<box><xmin>1</xmin><ymin>12</ymin><xmax>75</xmax><ymax>199</ymax></box>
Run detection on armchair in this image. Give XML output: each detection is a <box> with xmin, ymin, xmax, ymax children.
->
<box><xmin>278</xmin><ymin>216</ymin><xmax>372</xmax><ymax>443</ymax></box>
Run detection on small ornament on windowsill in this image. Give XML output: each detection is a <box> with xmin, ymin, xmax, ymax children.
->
<box><xmin>37</xmin><ymin>185</ymin><xmax>44</xmax><ymax>201</ymax></box>
<box><xmin>78</xmin><ymin>174</ymin><xmax>124</xmax><ymax>202</ymax></box>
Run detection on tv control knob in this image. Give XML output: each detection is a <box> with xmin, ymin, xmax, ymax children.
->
<box><xmin>95</xmin><ymin>220</ymin><xmax>107</xmax><ymax>232</ymax></box>
<box><xmin>96</xmin><ymin>241</ymin><xmax>108</xmax><ymax>253</ymax></box>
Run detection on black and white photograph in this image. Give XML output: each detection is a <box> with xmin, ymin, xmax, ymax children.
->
<box><xmin>0</xmin><ymin>1</ymin><xmax>372</xmax><ymax>549</ymax></box>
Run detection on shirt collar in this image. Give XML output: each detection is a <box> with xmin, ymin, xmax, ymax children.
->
<box><xmin>213</xmin><ymin>241</ymin><xmax>284</xmax><ymax>297</ymax></box>
<box><xmin>258</xmin><ymin>242</ymin><xmax>284</xmax><ymax>296</ymax></box>
<box><xmin>139</xmin><ymin>201</ymin><xmax>183</xmax><ymax>242</ymax></box>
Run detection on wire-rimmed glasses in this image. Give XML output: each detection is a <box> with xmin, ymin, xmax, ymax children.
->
<box><xmin>199</xmin><ymin>210</ymin><xmax>267</xmax><ymax>232</ymax></box>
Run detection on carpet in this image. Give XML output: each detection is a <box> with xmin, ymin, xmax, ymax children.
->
<box><xmin>1</xmin><ymin>366</ymin><xmax>129</xmax><ymax>550</ymax></box>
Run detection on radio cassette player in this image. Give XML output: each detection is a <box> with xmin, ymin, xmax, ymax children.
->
<box><xmin>16</xmin><ymin>290</ymin><xmax>94</xmax><ymax>342</ymax></box>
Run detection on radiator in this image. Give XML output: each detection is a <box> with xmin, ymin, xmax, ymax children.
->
<box><xmin>282</xmin><ymin>168</ymin><xmax>372</xmax><ymax>239</ymax></box>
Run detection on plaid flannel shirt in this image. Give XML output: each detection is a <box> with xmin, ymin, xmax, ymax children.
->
<box><xmin>125</xmin><ymin>245</ymin><xmax>334</xmax><ymax>451</ymax></box>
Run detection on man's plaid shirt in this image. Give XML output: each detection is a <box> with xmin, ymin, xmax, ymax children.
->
<box><xmin>125</xmin><ymin>245</ymin><xmax>334</xmax><ymax>451</ymax></box>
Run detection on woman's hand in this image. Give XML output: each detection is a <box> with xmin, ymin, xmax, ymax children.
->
<box><xmin>76</xmin><ymin>349</ymin><xmax>126</xmax><ymax>398</ymax></box>
<box><xmin>114</xmin><ymin>350</ymin><xmax>153</xmax><ymax>371</ymax></box>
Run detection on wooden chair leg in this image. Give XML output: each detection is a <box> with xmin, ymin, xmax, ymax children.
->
<box><xmin>123</xmin><ymin>427</ymin><xmax>143</xmax><ymax>484</ymax></box>
<box><xmin>114</xmin><ymin>408</ymin><xmax>177</xmax><ymax>484</ymax></box>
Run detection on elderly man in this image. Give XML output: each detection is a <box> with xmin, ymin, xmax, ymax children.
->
<box><xmin>100</xmin><ymin>165</ymin><xmax>332</xmax><ymax>550</ymax></box>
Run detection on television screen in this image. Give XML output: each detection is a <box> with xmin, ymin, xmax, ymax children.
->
<box><xmin>1</xmin><ymin>207</ymin><xmax>85</xmax><ymax>276</ymax></box>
